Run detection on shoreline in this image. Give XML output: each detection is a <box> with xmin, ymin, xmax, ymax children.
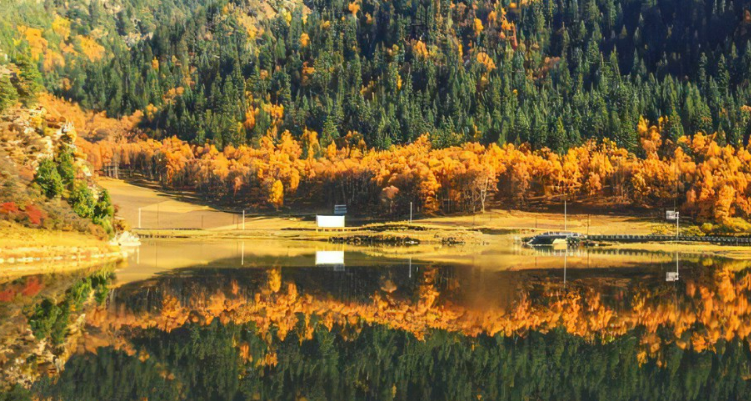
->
<box><xmin>0</xmin><ymin>222</ymin><xmax>125</xmax><ymax>281</ymax></box>
<box><xmin>0</xmin><ymin>247</ymin><xmax>125</xmax><ymax>283</ymax></box>
<box><xmin>130</xmin><ymin>224</ymin><xmax>751</xmax><ymax>261</ymax></box>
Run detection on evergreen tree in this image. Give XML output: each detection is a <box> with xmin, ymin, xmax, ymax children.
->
<box><xmin>0</xmin><ymin>73</ymin><xmax>18</xmax><ymax>112</ymax></box>
<box><xmin>34</xmin><ymin>159</ymin><xmax>64</xmax><ymax>198</ymax></box>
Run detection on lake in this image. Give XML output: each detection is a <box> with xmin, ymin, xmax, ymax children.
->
<box><xmin>2</xmin><ymin>239</ymin><xmax>751</xmax><ymax>400</ymax></box>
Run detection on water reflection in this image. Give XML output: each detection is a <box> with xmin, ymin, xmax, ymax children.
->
<box><xmin>2</xmin><ymin>240</ymin><xmax>751</xmax><ymax>400</ymax></box>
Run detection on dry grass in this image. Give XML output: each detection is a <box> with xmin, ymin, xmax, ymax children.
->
<box><xmin>0</xmin><ymin>221</ymin><xmax>107</xmax><ymax>250</ymax></box>
<box><xmin>104</xmin><ymin>178</ymin><xmax>661</xmax><ymax>237</ymax></box>
<box><xmin>418</xmin><ymin>209</ymin><xmax>659</xmax><ymax>236</ymax></box>
<box><xmin>103</xmin><ymin>179</ymin><xmax>751</xmax><ymax>260</ymax></box>
<box><xmin>101</xmin><ymin>178</ymin><xmax>311</xmax><ymax>231</ymax></box>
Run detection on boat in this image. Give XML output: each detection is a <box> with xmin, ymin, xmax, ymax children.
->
<box><xmin>526</xmin><ymin>232</ymin><xmax>582</xmax><ymax>248</ymax></box>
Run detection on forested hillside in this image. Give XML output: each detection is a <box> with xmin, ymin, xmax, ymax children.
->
<box><xmin>0</xmin><ymin>102</ymin><xmax>116</xmax><ymax>238</ymax></box>
<box><xmin>5</xmin><ymin>0</ymin><xmax>751</xmax><ymax>151</ymax></box>
<box><xmin>4</xmin><ymin>0</ymin><xmax>751</xmax><ymax>224</ymax></box>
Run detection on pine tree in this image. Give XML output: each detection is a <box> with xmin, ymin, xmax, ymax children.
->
<box><xmin>0</xmin><ymin>73</ymin><xmax>18</xmax><ymax>112</ymax></box>
<box><xmin>15</xmin><ymin>53</ymin><xmax>43</xmax><ymax>106</ymax></box>
<box><xmin>35</xmin><ymin>159</ymin><xmax>64</xmax><ymax>198</ymax></box>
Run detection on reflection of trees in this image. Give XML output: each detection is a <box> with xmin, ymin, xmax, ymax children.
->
<box><xmin>6</xmin><ymin>261</ymin><xmax>751</xmax><ymax>400</ymax></box>
<box><xmin>0</xmin><ymin>266</ymin><xmax>115</xmax><ymax>389</ymax></box>
<box><xmin>90</xmin><ymin>261</ymin><xmax>751</xmax><ymax>363</ymax></box>
<box><xmin>26</xmin><ymin>321</ymin><xmax>751</xmax><ymax>401</ymax></box>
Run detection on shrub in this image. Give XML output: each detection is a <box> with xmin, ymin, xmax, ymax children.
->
<box><xmin>34</xmin><ymin>158</ymin><xmax>64</xmax><ymax>198</ymax></box>
<box><xmin>28</xmin><ymin>299</ymin><xmax>63</xmax><ymax>341</ymax></box>
<box><xmin>70</xmin><ymin>183</ymin><xmax>94</xmax><ymax>218</ymax></box>
<box><xmin>56</xmin><ymin>149</ymin><xmax>76</xmax><ymax>187</ymax></box>
<box><xmin>0</xmin><ymin>201</ymin><xmax>19</xmax><ymax>216</ymax></box>
<box><xmin>22</xmin><ymin>204</ymin><xmax>47</xmax><ymax>226</ymax></box>
<box><xmin>716</xmin><ymin>218</ymin><xmax>751</xmax><ymax>234</ymax></box>
<box><xmin>700</xmin><ymin>223</ymin><xmax>714</xmax><ymax>234</ymax></box>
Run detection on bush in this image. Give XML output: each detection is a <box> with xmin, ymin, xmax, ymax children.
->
<box><xmin>680</xmin><ymin>225</ymin><xmax>704</xmax><ymax>237</ymax></box>
<box><xmin>56</xmin><ymin>149</ymin><xmax>76</xmax><ymax>187</ymax></box>
<box><xmin>34</xmin><ymin>159</ymin><xmax>64</xmax><ymax>198</ymax></box>
<box><xmin>27</xmin><ymin>299</ymin><xmax>63</xmax><ymax>341</ymax></box>
<box><xmin>22</xmin><ymin>204</ymin><xmax>47</xmax><ymax>226</ymax></box>
<box><xmin>0</xmin><ymin>201</ymin><xmax>19</xmax><ymax>217</ymax></box>
<box><xmin>70</xmin><ymin>183</ymin><xmax>95</xmax><ymax>218</ymax></box>
<box><xmin>700</xmin><ymin>223</ymin><xmax>714</xmax><ymax>234</ymax></box>
<box><xmin>715</xmin><ymin>218</ymin><xmax>751</xmax><ymax>235</ymax></box>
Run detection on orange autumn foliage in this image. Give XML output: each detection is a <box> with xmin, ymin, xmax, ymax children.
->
<box><xmin>84</xmin><ymin>119</ymin><xmax>751</xmax><ymax>221</ymax></box>
<box><xmin>348</xmin><ymin>2</ymin><xmax>360</xmax><ymax>16</ymax></box>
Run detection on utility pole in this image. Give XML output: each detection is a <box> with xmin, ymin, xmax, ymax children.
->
<box><xmin>563</xmin><ymin>251</ymin><xmax>567</xmax><ymax>288</ymax></box>
<box><xmin>242</xmin><ymin>210</ymin><xmax>245</xmax><ymax>230</ymax></box>
<box><xmin>587</xmin><ymin>214</ymin><xmax>590</xmax><ymax>236</ymax></box>
<box><xmin>676</xmin><ymin>211</ymin><xmax>680</xmax><ymax>240</ymax></box>
<box><xmin>564</xmin><ymin>194</ymin><xmax>567</xmax><ymax>231</ymax></box>
<box><xmin>409</xmin><ymin>202</ymin><xmax>413</xmax><ymax>224</ymax></box>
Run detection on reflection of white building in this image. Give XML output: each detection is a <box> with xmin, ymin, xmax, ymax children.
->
<box><xmin>315</xmin><ymin>251</ymin><xmax>344</xmax><ymax>271</ymax></box>
<box><xmin>666</xmin><ymin>253</ymin><xmax>680</xmax><ymax>282</ymax></box>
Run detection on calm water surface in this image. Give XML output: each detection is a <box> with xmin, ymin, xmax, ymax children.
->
<box><xmin>2</xmin><ymin>240</ymin><xmax>751</xmax><ymax>400</ymax></box>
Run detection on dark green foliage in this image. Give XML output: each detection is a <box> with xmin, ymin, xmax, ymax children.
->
<box><xmin>92</xmin><ymin>189</ymin><xmax>114</xmax><ymax>234</ymax></box>
<box><xmin>25</xmin><ymin>148</ymin><xmax>113</xmax><ymax>235</ymax></box>
<box><xmin>34</xmin><ymin>158</ymin><xmax>64</xmax><ymax>198</ymax></box>
<box><xmin>29</xmin><ymin>322</ymin><xmax>751</xmax><ymax>401</ymax></box>
<box><xmin>56</xmin><ymin>149</ymin><xmax>76</xmax><ymax>188</ymax></box>
<box><xmin>0</xmin><ymin>74</ymin><xmax>18</xmax><ymax>112</ymax></box>
<box><xmin>25</xmin><ymin>271</ymin><xmax>113</xmax><ymax>346</ymax></box>
<box><xmin>0</xmin><ymin>385</ymin><xmax>33</xmax><ymax>401</ymax></box>
<box><xmin>8</xmin><ymin>0</ymin><xmax>751</xmax><ymax>152</ymax></box>
<box><xmin>42</xmin><ymin>0</ymin><xmax>751</xmax><ymax>151</ymax></box>
<box><xmin>14</xmin><ymin>52</ymin><xmax>43</xmax><ymax>106</ymax></box>
<box><xmin>69</xmin><ymin>183</ymin><xmax>95</xmax><ymax>218</ymax></box>
<box><xmin>27</xmin><ymin>299</ymin><xmax>63</xmax><ymax>341</ymax></box>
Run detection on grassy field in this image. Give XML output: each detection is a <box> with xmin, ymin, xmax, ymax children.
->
<box><xmin>101</xmin><ymin>178</ymin><xmax>663</xmax><ymax>242</ymax></box>
<box><xmin>100</xmin><ymin>178</ymin><xmax>751</xmax><ymax>260</ymax></box>
<box><xmin>102</xmin><ymin>178</ymin><xmax>661</xmax><ymax>234</ymax></box>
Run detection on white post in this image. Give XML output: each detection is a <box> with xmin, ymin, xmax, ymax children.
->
<box><xmin>676</xmin><ymin>212</ymin><xmax>680</xmax><ymax>239</ymax></box>
<box><xmin>242</xmin><ymin>210</ymin><xmax>245</xmax><ymax>230</ymax></box>
<box><xmin>409</xmin><ymin>202</ymin><xmax>413</xmax><ymax>224</ymax></box>
<box><xmin>564</xmin><ymin>195</ymin><xmax>567</xmax><ymax>231</ymax></box>
<box><xmin>138</xmin><ymin>207</ymin><xmax>142</xmax><ymax>229</ymax></box>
